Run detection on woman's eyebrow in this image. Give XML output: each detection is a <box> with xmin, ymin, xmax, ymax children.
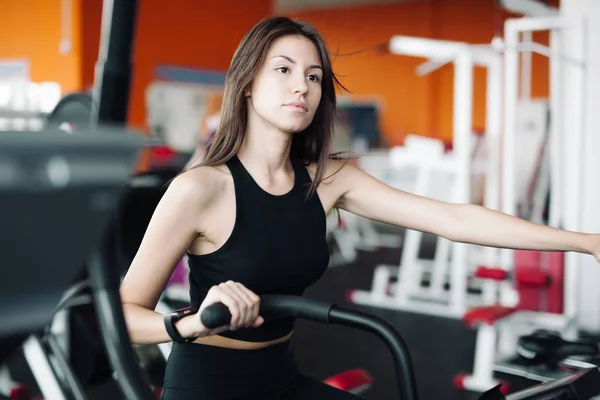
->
<box><xmin>271</xmin><ymin>55</ymin><xmax>322</xmax><ymax>70</ymax></box>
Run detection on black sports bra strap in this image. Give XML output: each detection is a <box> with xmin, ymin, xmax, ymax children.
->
<box><xmin>225</xmin><ymin>155</ymin><xmax>253</xmax><ymax>186</ymax></box>
<box><xmin>225</xmin><ymin>155</ymin><xmax>243</xmax><ymax>173</ymax></box>
<box><xmin>290</xmin><ymin>157</ymin><xmax>313</xmax><ymax>186</ymax></box>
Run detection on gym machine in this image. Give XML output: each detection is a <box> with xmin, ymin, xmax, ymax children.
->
<box><xmin>456</xmin><ymin>10</ymin><xmax>598</xmax><ymax>394</ymax></box>
<box><xmin>1</xmin><ymin>128</ymin><xmax>599</xmax><ymax>400</ymax></box>
<box><xmin>0</xmin><ymin>129</ymin><xmax>155</xmax><ymax>400</ymax></box>
<box><xmin>348</xmin><ymin>35</ymin><xmax>503</xmax><ymax>320</ymax></box>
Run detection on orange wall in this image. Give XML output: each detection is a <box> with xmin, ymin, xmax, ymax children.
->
<box><xmin>288</xmin><ymin>0</ymin><xmax>552</xmax><ymax>146</ymax></box>
<box><xmin>81</xmin><ymin>0</ymin><xmax>273</xmax><ymax>130</ymax></box>
<box><xmin>2</xmin><ymin>0</ymin><xmax>553</xmax><ymax>145</ymax></box>
<box><xmin>80</xmin><ymin>0</ymin><xmax>102</xmax><ymax>93</ymax></box>
<box><xmin>0</xmin><ymin>0</ymin><xmax>82</xmax><ymax>94</ymax></box>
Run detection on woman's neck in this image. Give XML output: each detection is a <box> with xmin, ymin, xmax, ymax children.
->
<box><xmin>239</xmin><ymin>116</ymin><xmax>294</xmax><ymax>177</ymax></box>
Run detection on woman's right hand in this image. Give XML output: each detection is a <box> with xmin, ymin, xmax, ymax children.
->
<box><xmin>188</xmin><ymin>281</ymin><xmax>264</xmax><ymax>338</ymax></box>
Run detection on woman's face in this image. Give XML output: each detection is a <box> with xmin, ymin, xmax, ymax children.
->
<box><xmin>246</xmin><ymin>34</ymin><xmax>323</xmax><ymax>134</ymax></box>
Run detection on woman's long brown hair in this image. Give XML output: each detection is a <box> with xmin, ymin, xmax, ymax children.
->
<box><xmin>188</xmin><ymin>16</ymin><xmax>347</xmax><ymax>197</ymax></box>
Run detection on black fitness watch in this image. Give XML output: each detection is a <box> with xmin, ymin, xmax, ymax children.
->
<box><xmin>164</xmin><ymin>306</ymin><xmax>198</xmax><ymax>344</ymax></box>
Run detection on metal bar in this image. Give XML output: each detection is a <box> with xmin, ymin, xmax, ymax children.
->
<box><xmin>482</xmin><ymin>53</ymin><xmax>503</xmax><ymax>304</ymax></box>
<box><xmin>499</xmin><ymin>17</ymin><xmax>520</xmax><ymax>307</ymax></box>
<box><xmin>90</xmin><ymin>0</ymin><xmax>139</xmax><ymax>128</ymax></box>
<box><xmin>21</xmin><ymin>336</ymin><xmax>68</xmax><ymax>400</ymax></box>
<box><xmin>449</xmin><ymin>51</ymin><xmax>473</xmax><ymax>315</ymax></box>
<box><xmin>505</xmin><ymin>16</ymin><xmax>568</xmax><ymax>32</ymax></box>
<box><xmin>45</xmin><ymin>334</ymin><xmax>88</xmax><ymax>400</ymax></box>
<box><xmin>389</xmin><ymin>36</ymin><xmax>468</xmax><ymax>60</ymax></box>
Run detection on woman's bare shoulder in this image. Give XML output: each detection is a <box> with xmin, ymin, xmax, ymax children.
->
<box><xmin>163</xmin><ymin>164</ymin><xmax>232</xmax><ymax>211</ymax></box>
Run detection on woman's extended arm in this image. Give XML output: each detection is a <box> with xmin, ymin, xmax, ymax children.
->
<box><xmin>446</xmin><ymin>204</ymin><xmax>594</xmax><ymax>253</ymax></box>
<box><xmin>334</xmin><ymin>162</ymin><xmax>600</xmax><ymax>260</ymax></box>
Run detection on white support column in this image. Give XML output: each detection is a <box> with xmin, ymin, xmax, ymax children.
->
<box><xmin>548</xmin><ymin>28</ymin><xmax>563</xmax><ymax>228</ymax></box>
<box><xmin>483</xmin><ymin>54</ymin><xmax>502</xmax><ymax>214</ymax></box>
<box><xmin>500</xmin><ymin>20</ymin><xmax>520</xmax><ymax>294</ymax></box>
<box><xmin>564</xmin><ymin>0</ymin><xmax>600</xmax><ymax>333</ymax></box>
<box><xmin>395</xmin><ymin>166</ymin><xmax>432</xmax><ymax>303</ymax></box>
<box><xmin>557</xmin><ymin>1</ymin><xmax>587</xmax><ymax>332</ymax></box>
<box><xmin>471</xmin><ymin>324</ymin><xmax>499</xmax><ymax>382</ymax></box>
<box><xmin>504</xmin><ymin>12</ymin><xmax>590</xmax><ymax>329</ymax></box>
<box><xmin>22</xmin><ymin>337</ymin><xmax>67</xmax><ymax>400</ymax></box>
<box><xmin>449</xmin><ymin>51</ymin><xmax>473</xmax><ymax>315</ymax></box>
<box><xmin>482</xmin><ymin>53</ymin><xmax>503</xmax><ymax>304</ymax></box>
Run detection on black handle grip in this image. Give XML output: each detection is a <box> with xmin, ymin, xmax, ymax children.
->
<box><xmin>200</xmin><ymin>303</ymin><xmax>231</xmax><ymax>328</ymax></box>
<box><xmin>200</xmin><ymin>295</ymin><xmax>334</xmax><ymax>329</ymax></box>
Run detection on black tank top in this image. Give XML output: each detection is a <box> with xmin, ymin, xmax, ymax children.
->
<box><xmin>186</xmin><ymin>155</ymin><xmax>330</xmax><ymax>342</ymax></box>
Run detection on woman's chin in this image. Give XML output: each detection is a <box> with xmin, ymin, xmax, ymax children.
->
<box><xmin>279</xmin><ymin>122</ymin><xmax>311</xmax><ymax>135</ymax></box>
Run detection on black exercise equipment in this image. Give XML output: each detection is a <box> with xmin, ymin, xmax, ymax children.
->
<box><xmin>516</xmin><ymin>330</ymin><xmax>600</xmax><ymax>367</ymax></box>
<box><xmin>43</xmin><ymin>3</ymin><xmax>152</xmax><ymax>396</ymax></box>
<box><xmin>0</xmin><ymin>129</ymin><xmax>154</xmax><ymax>400</ymax></box>
<box><xmin>30</xmin><ymin>0</ymin><xmax>186</xmax><ymax>389</ymax></box>
<box><xmin>201</xmin><ymin>297</ymin><xmax>600</xmax><ymax>400</ymax></box>
<box><xmin>23</xmin><ymin>122</ymin><xmax>180</xmax><ymax>393</ymax></box>
<box><xmin>0</xmin><ymin>130</ymin><xmax>144</xmax><ymax>339</ymax></box>
<box><xmin>45</xmin><ymin>92</ymin><xmax>94</xmax><ymax>132</ymax></box>
<box><xmin>45</xmin><ymin>0</ymin><xmax>137</xmax><ymax>131</ymax></box>
<box><xmin>89</xmin><ymin>0</ymin><xmax>138</xmax><ymax>128</ymax></box>
<box><xmin>479</xmin><ymin>368</ymin><xmax>600</xmax><ymax>399</ymax></box>
<box><xmin>201</xmin><ymin>295</ymin><xmax>419</xmax><ymax>400</ymax></box>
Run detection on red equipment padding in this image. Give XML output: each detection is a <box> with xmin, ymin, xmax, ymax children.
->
<box><xmin>514</xmin><ymin>270</ymin><xmax>550</xmax><ymax>287</ymax></box>
<box><xmin>151</xmin><ymin>145</ymin><xmax>176</xmax><ymax>164</ymax></box>
<box><xmin>463</xmin><ymin>306</ymin><xmax>518</xmax><ymax>328</ymax></box>
<box><xmin>514</xmin><ymin>250</ymin><xmax>564</xmax><ymax>314</ymax></box>
<box><xmin>9</xmin><ymin>385</ymin><xmax>32</xmax><ymax>400</ymax></box>
<box><xmin>453</xmin><ymin>374</ymin><xmax>510</xmax><ymax>394</ymax></box>
<box><xmin>474</xmin><ymin>266</ymin><xmax>509</xmax><ymax>281</ymax></box>
<box><xmin>324</xmin><ymin>369</ymin><xmax>373</xmax><ymax>392</ymax></box>
<box><xmin>453</xmin><ymin>374</ymin><xmax>467</xmax><ymax>389</ymax></box>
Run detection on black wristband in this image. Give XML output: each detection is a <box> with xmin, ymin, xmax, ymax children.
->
<box><xmin>164</xmin><ymin>307</ymin><xmax>198</xmax><ymax>344</ymax></box>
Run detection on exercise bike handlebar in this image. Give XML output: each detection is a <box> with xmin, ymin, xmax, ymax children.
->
<box><xmin>201</xmin><ymin>295</ymin><xmax>420</xmax><ymax>400</ymax></box>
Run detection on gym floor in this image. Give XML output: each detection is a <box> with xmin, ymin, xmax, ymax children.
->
<box><xmin>5</xmin><ymin>227</ymin><xmax>543</xmax><ymax>400</ymax></box>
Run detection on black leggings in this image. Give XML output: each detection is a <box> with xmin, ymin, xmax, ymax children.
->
<box><xmin>160</xmin><ymin>340</ymin><xmax>361</xmax><ymax>400</ymax></box>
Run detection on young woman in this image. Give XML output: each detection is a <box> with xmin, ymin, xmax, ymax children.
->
<box><xmin>119</xmin><ymin>16</ymin><xmax>600</xmax><ymax>400</ymax></box>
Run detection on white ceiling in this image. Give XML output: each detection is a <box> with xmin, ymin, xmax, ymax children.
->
<box><xmin>275</xmin><ymin>0</ymin><xmax>415</xmax><ymax>13</ymax></box>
